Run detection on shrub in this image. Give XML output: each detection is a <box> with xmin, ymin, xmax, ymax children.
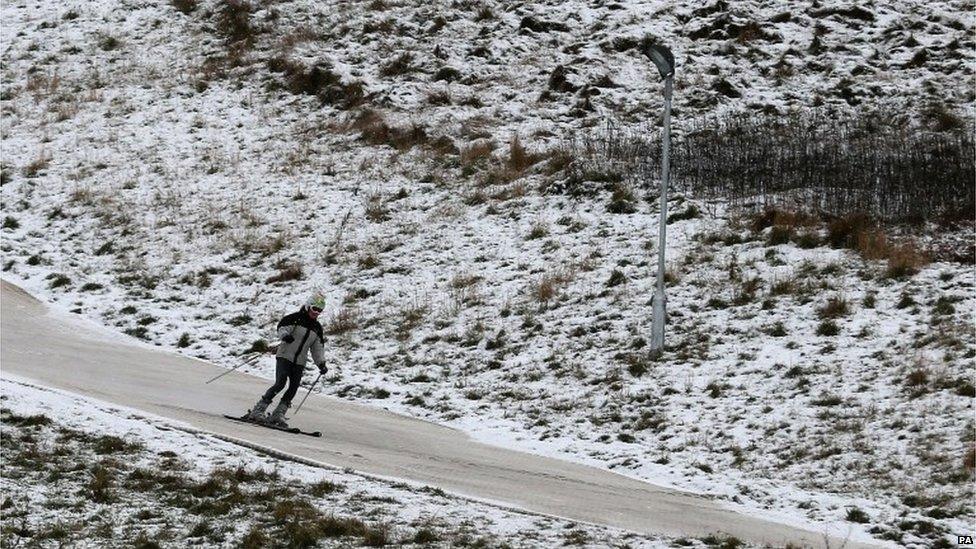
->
<box><xmin>817</xmin><ymin>295</ymin><xmax>849</xmax><ymax>319</ymax></box>
<box><xmin>606</xmin><ymin>269</ymin><xmax>626</xmax><ymax>287</ymax></box>
<box><xmin>325</xmin><ymin>308</ymin><xmax>359</xmax><ymax>335</ymax></box>
<box><xmin>98</xmin><ymin>34</ymin><xmax>121</xmax><ymax>51</ymax></box>
<box><xmin>932</xmin><ymin>296</ymin><xmax>956</xmax><ymax>315</ymax></box>
<box><xmin>189</xmin><ymin>520</ymin><xmax>213</xmax><ymax>537</ymax></box>
<box><xmin>271</xmin><ymin>58</ymin><xmax>366</xmax><ymax>110</ymax></box>
<box><xmin>216</xmin><ymin>0</ymin><xmax>254</xmax><ymax>44</ymax></box>
<box><xmin>412</xmin><ymin>528</ymin><xmax>439</xmax><ymax>543</ymax></box>
<box><xmin>827</xmin><ymin>213</ymin><xmax>872</xmax><ymax>249</ymax></box>
<box><xmin>895</xmin><ymin>292</ymin><xmax>916</xmax><ymax>309</ymax></box>
<box><xmin>460</xmin><ymin>140</ymin><xmax>495</xmax><ymax>167</ymax></box>
<box><xmin>131</xmin><ymin>534</ymin><xmax>162</xmax><ymax>549</ymax></box>
<box><xmin>2</xmin><ymin>216</ymin><xmax>19</xmax><ymax>229</ymax></box>
<box><xmin>23</xmin><ymin>151</ymin><xmax>51</xmax><ymax>178</ymax></box>
<box><xmin>811</xmin><ymin>394</ymin><xmax>843</xmax><ymax>406</ymax></box>
<box><xmin>171</xmin><ymin>0</ymin><xmax>197</xmax><ymax>14</ymax></box>
<box><xmin>765</xmin><ymin>321</ymin><xmax>787</xmax><ymax>336</ymax></box>
<box><xmin>47</xmin><ymin>273</ymin><xmax>71</xmax><ymax>289</ymax></box>
<box><xmin>767</xmin><ymin>225</ymin><xmax>793</xmax><ymax>245</ymax></box>
<box><xmin>94</xmin><ymin>435</ymin><xmax>140</xmax><ymax>454</ymax></box>
<box><xmin>433</xmin><ymin>66</ymin><xmax>461</xmax><ymax>82</ymax></box>
<box><xmin>885</xmin><ymin>243</ymin><xmax>927</xmax><ymax>279</ymax></box>
<box><xmin>3</xmin><ymin>413</ymin><xmax>52</xmax><ymax>427</ymax></box>
<box><xmin>266</xmin><ymin>262</ymin><xmax>303</xmax><ymax>283</ymax></box>
<box><xmin>845</xmin><ymin>507</ymin><xmax>870</xmax><ymax>523</ymax></box>
<box><xmin>733</xmin><ymin>277</ymin><xmax>761</xmax><ymax>305</ymax></box>
<box><xmin>428</xmin><ymin>16</ymin><xmax>447</xmax><ymax>33</ymax></box>
<box><xmin>229</xmin><ymin>314</ymin><xmax>252</xmax><ymax>327</ymax></box>
<box><xmin>607</xmin><ymin>182</ymin><xmax>637</xmax><ymax>214</ymax></box>
<box><xmin>707</xmin><ymin>297</ymin><xmax>728</xmax><ymax>309</ymax></box>
<box><xmin>309</xmin><ymin>480</ymin><xmax>344</xmax><ymax>497</ymax></box>
<box><xmin>86</xmin><ymin>464</ymin><xmax>114</xmax><ymax>503</ymax></box>
<box><xmin>364</xmin><ymin>193</ymin><xmax>389</xmax><ymax>222</ymax></box>
<box><xmin>531</xmin><ymin>268</ymin><xmax>573</xmax><ymax>307</ymax></box>
<box><xmin>350</xmin><ymin>109</ymin><xmax>431</xmax><ymax>151</ymax></box>
<box><xmin>794</xmin><ymin>230</ymin><xmax>821</xmax><ymax>248</ymax></box>
<box><xmin>526</xmin><ymin>221</ymin><xmax>549</xmax><ymax>240</ymax></box>
<box><xmin>425</xmin><ymin>88</ymin><xmax>451</xmax><ymax>106</ymax></box>
<box><xmin>699</xmin><ymin>534</ymin><xmax>744</xmax><ymax>548</ymax></box>
<box><xmin>905</xmin><ymin>368</ymin><xmax>928</xmax><ymax>387</ymax></box>
<box><xmin>379</xmin><ymin>52</ymin><xmax>414</xmax><ymax>77</ymax></box>
<box><xmin>667</xmin><ymin>204</ymin><xmax>700</xmax><ymax>224</ymax></box>
<box><xmin>362</xmin><ymin>523</ymin><xmax>392</xmax><ymax>546</ymax></box>
<box><xmin>473</xmin><ymin>6</ymin><xmax>494</xmax><ymax>20</ymax></box>
<box><xmin>769</xmin><ymin>277</ymin><xmax>797</xmax><ymax>296</ymax></box>
<box><xmin>816</xmin><ymin>320</ymin><xmax>839</xmax><ymax>336</ymax></box>
<box><xmin>357</xmin><ymin>253</ymin><xmax>379</xmax><ymax>269</ymax></box>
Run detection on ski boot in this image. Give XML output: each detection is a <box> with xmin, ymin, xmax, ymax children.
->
<box><xmin>245</xmin><ymin>398</ymin><xmax>271</xmax><ymax>422</ymax></box>
<box><xmin>266</xmin><ymin>401</ymin><xmax>290</xmax><ymax>428</ymax></box>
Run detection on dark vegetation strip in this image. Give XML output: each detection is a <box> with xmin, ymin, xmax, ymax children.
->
<box><xmin>560</xmin><ymin>110</ymin><xmax>974</xmax><ymax>225</ymax></box>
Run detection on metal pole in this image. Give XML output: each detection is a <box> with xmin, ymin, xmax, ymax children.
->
<box><xmin>293</xmin><ymin>372</ymin><xmax>323</xmax><ymax>416</ymax></box>
<box><xmin>205</xmin><ymin>353</ymin><xmax>261</xmax><ymax>384</ymax></box>
<box><xmin>650</xmin><ymin>74</ymin><xmax>673</xmax><ymax>356</ymax></box>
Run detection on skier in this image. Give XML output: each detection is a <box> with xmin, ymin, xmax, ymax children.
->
<box><xmin>246</xmin><ymin>293</ymin><xmax>329</xmax><ymax>427</ymax></box>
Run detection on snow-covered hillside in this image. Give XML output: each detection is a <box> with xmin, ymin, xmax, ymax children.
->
<box><xmin>1</xmin><ymin>0</ymin><xmax>973</xmax><ymax>547</ymax></box>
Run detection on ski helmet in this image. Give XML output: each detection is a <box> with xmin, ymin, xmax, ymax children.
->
<box><xmin>306</xmin><ymin>293</ymin><xmax>326</xmax><ymax>311</ymax></box>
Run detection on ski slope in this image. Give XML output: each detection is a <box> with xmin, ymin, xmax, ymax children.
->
<box><xmin>0</xmin><ymin>279</ymin><xmax>884</xmax><ymax>548</ymax></box>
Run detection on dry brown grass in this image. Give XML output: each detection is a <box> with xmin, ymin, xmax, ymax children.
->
<box><xmin>491</xmin><ymin>181</ymin><xmax>527</xmax><ymax>202</ymax></box>
<box><xmin>843</xmin><ymin>220</ymin><xmax>928</xmax><ymax>277</ymax></box>
<box><xmin>25</xmin><ymin>72</ymin><xmax>60</xmax><ymax>101</ymax></box>
<box><xmin>447</xmin><ymin>272</ymin><xmax>482</xmax><ymax>313</ymax></box>
<box><xmin>23</xmin><ymin>150</ymin><xmax>51</xmax><ymax>178</ymax></box>
<box><xmin>325</xmin><ymin>308</ymin><xmax>360</xmax><ymax>335</ymax></box>
<box><xmin>885</xmin><ymin>242</ymin><xmax>928</xmax><ymax>279</ymax></box>
<box><xmin>460</xmin><ymin>140</ymin><xmax>495</xmax><ymax>167</ymax></box>
<box><xmin>349</xmin><ymin>109</ymin><xmax>430</xmax><ymax>151</ymax></box>
<box><xmin>266</xmin><ymin>262</ymin><xmax>303</xmax><ymax>284</ymax></box>
<box><xmin>216</xmin><ymin>0</ymin><xmax>255</xmax><ymax>44</ymax></box>
<box><xmin>364</xmin><ymin>192</ymin><xmax>389</xmax><ymax>223</ymax></box>
<box><xmin>530</xmin><ymin>266</ymin><xmax>575</xmax><ymax>307</ymax></box>
<box><xmin>826</xmin><ymin>213</ymin><xmax>873</xmax><ymax>249</ymax></box>
<box><xmin>751</xmin><ymin>208</ymin><xmax>818</xmax><ymax>233</ymax></box>
<box><xmin>542</xmin><ymin>147</ymin><xmax>574</xmax><ymax>176</ymax></box>
<box><xmin>854</xmin><ymin>228</ymin><xmax>890</xmax><ymax>260</ymax></box>
<box><xmin>752</xmin><ymin>210</ymin><xmax>931</xmax><ymax>277</ymax></box>
<box><xmin>817</xmin><ymin>294</ymin><xmax>849</xmax><ymax>319</ymax></box>
<box><xmin>277</xmin><ymin>26</ymin><xmax>321</xmax><ymax>51</ymax></box>
<box><xmin>506</xmin><ymin>134</ymin><xmax>541</xmax><ymax>173</ymax></box>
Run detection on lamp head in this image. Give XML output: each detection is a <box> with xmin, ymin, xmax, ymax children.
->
<box><xmin>640</xmin><ymin>39</ymin><xmax>675</xmax><ymax>79</ymax></box>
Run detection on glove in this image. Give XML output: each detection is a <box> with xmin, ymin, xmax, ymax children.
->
<box><xmin>282</xmin><ymin>334</ymin><xmax>295</xmax><ymax>344</ymax></box>
<box><xmin>317</xmin><ymin>363</ymin><xmax>328</xmax><ymax>375</ymax></box>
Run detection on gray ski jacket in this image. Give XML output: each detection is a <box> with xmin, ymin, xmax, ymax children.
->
<box><xmin>275</xmin><ymin>309</ymin><xmax>326</xmax><ymax>367</ymax></box>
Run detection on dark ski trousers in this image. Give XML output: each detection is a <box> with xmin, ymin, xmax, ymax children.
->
<box><xmin>261</xmin><ymin>358</ymin><xmax>304</xmax><ymax>406</ymax></box>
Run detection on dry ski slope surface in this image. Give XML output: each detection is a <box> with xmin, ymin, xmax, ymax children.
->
<box><xmin>0</xmin><ymin>279</ymin><xmax>880</xmax><ymax>548</ymax></box>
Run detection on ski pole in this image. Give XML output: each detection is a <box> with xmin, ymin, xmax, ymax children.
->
<box><xmin>293</xmin><ymin>372</ymin><xmax>322</xmax><ymax>416</ymax></box>
<box><xmin>205</xmin><ymin>353</ymin><xmax>261</xmax><ymax>384</ymax></box>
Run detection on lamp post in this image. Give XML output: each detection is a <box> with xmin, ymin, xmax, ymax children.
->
<box><xmin>641</xmin><ymin>41</ymin><xmax>675</xmax><ymax>357</ymax></box>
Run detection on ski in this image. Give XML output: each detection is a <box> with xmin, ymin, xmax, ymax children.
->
<box><xmin>223</xmin><ymin>414</ymin><xmax>322</xmax><ymax>438</ymax></box>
